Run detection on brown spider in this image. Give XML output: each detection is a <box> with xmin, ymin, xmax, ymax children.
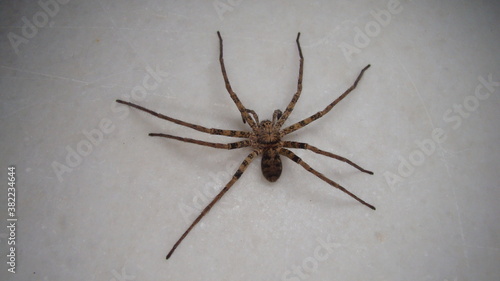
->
<box><xmin>116</xmin><ymin>31</ymin><xmax>374</xmax><ymax>260</ymax></box>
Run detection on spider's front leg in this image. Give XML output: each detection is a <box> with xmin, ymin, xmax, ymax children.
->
<box><xmin>274</xmin><ymin>32</ymin><xmax>304</xmax><ymax>128</ymax></box>
<box><xmin>272</xmin><ymin>110</ymin><xmax>283</xmax><ymax>124</ymax></box>
<box><xmin>217</xmin><ymin>31</ymin><xmax>258</xmax><ymax>130</ymax></box>
<box><xmin>243</xmin><ymin>109</ymin><xmax>259</xmax><ymax>125</ymax></box>
<box><xmin>281</xmin><ymin>64</ymin><xmax>371</xmax><ymax>136</ymax></box>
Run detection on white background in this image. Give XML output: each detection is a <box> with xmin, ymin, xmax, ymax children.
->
<box><xmin>0</xmin><ymin>0</ymin><xmax>499</xmax><ymax>280</ymax></box>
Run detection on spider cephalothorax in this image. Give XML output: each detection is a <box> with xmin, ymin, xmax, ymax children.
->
<box><xmin>116</xmin><ymin>31</ymin><xmax>374</xmax><ymax>260</ymax></box>
<box><xmin>254</xmin><ymin>119</ymin><xmax>282</xmax><ymax>145</ymax></box>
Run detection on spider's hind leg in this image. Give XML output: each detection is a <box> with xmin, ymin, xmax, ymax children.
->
<box><xmin>280</xmin><ymin>148</ymin><xmax>375</xmax><ymax>210</ymax></box>
<box><xmin>166</xmin><ymin>150</ymin><xmax>260</xmax><ymax>259</ymax></box>
<box><xmin>283</xmin><ymin>141</ymin><xmax>373</xmax><ymax>174</ymax></box>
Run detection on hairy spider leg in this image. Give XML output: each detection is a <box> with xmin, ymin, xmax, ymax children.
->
<box><xmin>166</xmin><ymin>150</ymin><xmax>260</xmax><ymax>259</ymax></box>
<box><xmin>280</xmin><ymin>148</ymin><xmax>375</xmax><ymax>210</ymax></box>
<box><xmin>217</xmin><ymin>31</ymin><xmax>258</xmax><ymax>130</ymax></box>
<box><xmin>149</xmin><ymin>133</ymin><xmax>251</xmax><ymax>150</ymax></box>
<box><xmin>116</xmin><ymin>99</ymin><xmax>250</xmax><ymax>138</ymax></box>
<box><xmin>275</xmin><ymin>32</ymin><xmax>304</xmax><ymax>128</ymax></box>
<box><xmin>283</xmin><ymin>141</ymin><xmax>373</xmax><ymax>174</ymax></box>
<box><xmin>281</xmin><ymin>64</ymin><xmax>371</xmax><ymax>136</ymax></box>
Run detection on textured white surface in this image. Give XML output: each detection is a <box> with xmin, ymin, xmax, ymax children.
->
<box><xmin>0</xmin><ymin>0</ymin><xmax>499</xmax><ymax>280</ymax></box>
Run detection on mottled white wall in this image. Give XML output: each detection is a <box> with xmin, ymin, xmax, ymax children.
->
<box><xmin>0</xmin><ymin>0</ymin><xmax>499</xmax><ymax>280</ymax></box>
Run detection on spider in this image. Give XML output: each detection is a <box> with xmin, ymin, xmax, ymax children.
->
<box><xmin>116</xmin><ymin>31</ymin><xmax>374</xmax><ymax>260</ymax></box>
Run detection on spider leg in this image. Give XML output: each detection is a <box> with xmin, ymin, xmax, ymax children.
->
<box><xmin>275</xmin><ymin>32</ymin><xmax>304</xmax><ymax>128</ymax></box>
<box><xmin>283</xmin><ymin>141</ymin><xmax>373</xmax><ymax>174</ymax></box>
<box><xmin>149</xmin><ymin>133</ymin><xmax>251</xmax><ymax>150</ymax></box>
<box><xmin>217</xmin><ymin>31</ymin><xmax>258</xmax><ymax>130</ymax></box>
<box><xmin>281</xmin><ymin>64</ymin><xmax>371</xmax><ymax>136</ymax></box>
<box><xmin>116</xmin><ymin>100</ymin><xmax>250</xmax><ymax>138</ymax></box>
<box><xmin>272</xmin><ymin>109</ymin><xmax>283</xmax><ymax>124</ymax></box>
<box><xmin>166</xmin><ymin>150</ymin><xmax>259</xmax><ymax>259</ymax></box>
<box><xmin>245</xmin><ymin>109</ymin><xmax>259</xmax><ymax>124</ymax></box>
<box><xmin>279</xmin><ymin>148</ymin><xmax>375</xmax><ymax>210</ymax></box>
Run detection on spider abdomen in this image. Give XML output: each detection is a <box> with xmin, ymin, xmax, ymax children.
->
<box><xmin>261</xmin><ymin>149</ymin><xmax>282</xmax><ymax>182</ymax></box>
